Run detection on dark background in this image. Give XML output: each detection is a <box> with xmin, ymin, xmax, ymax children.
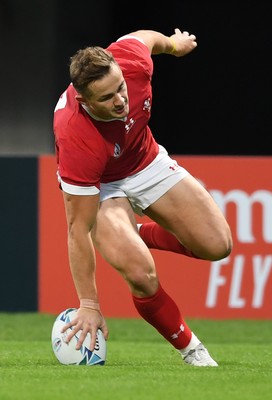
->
<box><xmin>0</xmin><ymin>0</ymin><xmax>271</xmax><ymax>155</ymax></box>
<box><xmin>0</xmin><ymin>157</ymin><xmax>38</xmax><ymax>311</ymax></box>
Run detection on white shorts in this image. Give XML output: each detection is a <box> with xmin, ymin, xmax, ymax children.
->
<box><xmin>100</xmin><ymin>145</ymin><xmax>189</xmax><ymax>216</ymax></box>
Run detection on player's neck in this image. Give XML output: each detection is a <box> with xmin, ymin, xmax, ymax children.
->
<box><xmin>81</xmin><ymin>104</ymin><xmax>127</xmax><ymax>122</ymax></box>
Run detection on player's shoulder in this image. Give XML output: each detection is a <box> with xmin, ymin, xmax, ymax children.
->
<box><xmin>116</xmin><ymin>35</ymin><xmax>146</xmax><ymax>46</ymax></box>
<box><xmin>54</xmin><ymin>86</ymin><xmax>100</xmax><ymax>143</ymax></box>
<box><xmin>108</xmin><ymin>36</ymin><xmax>152</xmax><ymax>77</ymax></box>
<box><xmin>108</xmin><ymin>35</ymin><xmax>149</xmax><ymax>58</ymax></box>
<box><xmin>54</xmin><ymin>84</ymin><xmax>76</xmax><ymax>116</ymax></box>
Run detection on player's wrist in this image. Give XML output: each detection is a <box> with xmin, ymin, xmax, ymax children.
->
<box><xmin>168</xmin><ymin>37</ymin><xmax>177</xmax><ymax>54</ymax></box>
<box><xmin>80</xmin><ymin>298</ymin><xmax>100</xmax><ymax>312</ymax></box>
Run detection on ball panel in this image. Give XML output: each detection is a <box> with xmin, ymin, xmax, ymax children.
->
<box><xmin>51</xmin><ymin>308</ymin><xmax>107</xmax><ymax>366</ymax></box>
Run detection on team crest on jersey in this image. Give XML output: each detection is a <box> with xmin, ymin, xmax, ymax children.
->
<box><xmin>125</xmin><ymin>118</ymin><xmax>135</xmax><ymax>134</ymax></box>
<box><xmin>143</xmin><ymin>97</ymin><xmax>151</xmax><ymax>112</ymax></box>
<box><xmin>114</xmin><ymin>143</ymin><xmax>121</xmax><ymax>158</ymax></box>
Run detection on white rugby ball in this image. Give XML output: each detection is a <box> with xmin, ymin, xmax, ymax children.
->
<box><xmin>51</xmin><ymin>308</ymin><xmax>107</xmax><ymax>366</ymax></box>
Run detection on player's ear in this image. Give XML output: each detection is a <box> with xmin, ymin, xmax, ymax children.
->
<box><xmin>75</xmin><ymin>94</ymin><xmax>86</xmax><ymax>105</ymax></box>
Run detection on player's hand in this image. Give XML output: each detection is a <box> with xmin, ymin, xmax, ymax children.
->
<box><xmin>61</xmin><ymin>307</ymin><xmax>109</xmax><ymax>351</ymax></box>
<box><xmin>170</xmin><ymin>28</ymin><xmax>197</xmax><ymax>57</ymax></box>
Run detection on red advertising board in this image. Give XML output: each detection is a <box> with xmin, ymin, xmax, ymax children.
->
<box><xmin>38</xmin><ymin>155</ymin><xmax>272</xmax><ymax>319</ymax></box>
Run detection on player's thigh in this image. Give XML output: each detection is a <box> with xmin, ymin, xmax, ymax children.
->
<box><xmin>145</xmin><ymin>174</ymin><xmax>232</xmax><ymax>258</ymax></box>
<box><xmin>92</xmin><ymin>197</ymin><xmax>156</xmax><ymax>276</ymax></box>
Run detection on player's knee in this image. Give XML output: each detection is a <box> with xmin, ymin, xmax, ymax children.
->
<box><xmin>125</xmin><ymin>268</ymin><xmax>158</xmax><ymax>297</ymax></box>
<box><xmin>206</xmin><ymin>233</ymin><xmax>233</xmax><ymax>261</ymax></box>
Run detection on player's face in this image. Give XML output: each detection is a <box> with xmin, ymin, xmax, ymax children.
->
<box><xmin>85</xmin><ymin>64</ymin><xmax>129</xmax><ymax>120</ymax></box>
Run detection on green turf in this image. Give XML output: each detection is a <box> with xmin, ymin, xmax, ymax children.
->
<box><xmin>0</xmin><ymin>313</ymin><xmax>271</xmax><ymax>400</ymax></box>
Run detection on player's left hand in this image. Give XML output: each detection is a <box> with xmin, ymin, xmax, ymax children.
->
<box><xmin>170</xmin><ymin>28</ymin><xmax>197</xmax><ymax>57</ymax></box>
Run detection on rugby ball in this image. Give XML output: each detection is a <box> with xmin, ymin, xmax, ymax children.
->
<box><xmin>51</xmin><ymin>308</ymin><xmax>107</xmax><ymax>366</ymax></box>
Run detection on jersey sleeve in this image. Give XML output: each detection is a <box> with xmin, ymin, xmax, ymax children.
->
<box><xmin>54</xmin><ymin>89</ymin><xmax>109</xmax><ymax>194</ymax></box>
<box><xmin>56</xmin><ymin>135</ymin><xmax>104</xmax><ymax>190</ymax></box>
<box><xmin>107</xmin><ymin>38</ymin><xmax>153</xmax><ymax>80</ymax></box>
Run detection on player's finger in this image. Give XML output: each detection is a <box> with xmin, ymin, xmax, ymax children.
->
<box><xmin>91</xmin><ymin>329</ymin><xmax>100</xmax><ymax>351</ymax></box>
<box><xmin>101</xmin><ymin>322</ymin><xmax>109</xmax><ymax>341</ymax></box>
<box><xmin>174</xmin><ymin>28</ymin><xmax>182</xmax><ymax>35</ymax></box>
<box><xmin>61</xmin><ymin>322</ymin><xmax>72</xmax><ymax>334</ymax></box>
<box><xmin>60</xmin><ymin>318</ymin><xmax>77</xmax><ymax>333</ymax></box>
<box><xmin>75</xmin><ymin>329</ymin><xmax>88</xmax><ymax>350</ymax></box>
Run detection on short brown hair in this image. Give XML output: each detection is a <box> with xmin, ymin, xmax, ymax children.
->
<box><xmin>69</xmin><ymin>46</ymin><xmax>116</xmax><ymax>98</ymax></box>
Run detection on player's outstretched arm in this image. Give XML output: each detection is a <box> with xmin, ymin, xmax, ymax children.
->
<box><xmin>127</xmin><ymin>28</ymin><xmax>197</xmax><ymax>57</ymax></box>
<box><xmin>60</xmin><ymin>192</ymin><xmax>109</xmax><ymax>351</ymax></box>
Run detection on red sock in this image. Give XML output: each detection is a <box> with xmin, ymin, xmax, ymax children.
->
<box><xmin>139</xmin><ymin>222</ymin><xmax>200</xmax><ymax>258</ymax></box>
<box><xmin>132</xmin><ymin>284</ymin><xmax>192</xmax><ymax>350</ymax></box>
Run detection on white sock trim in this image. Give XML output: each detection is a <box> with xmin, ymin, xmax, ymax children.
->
<box><xmin>178</xmin><ymin>332</ymin><xmax>201</xmax><ymax>356</ymax></box>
